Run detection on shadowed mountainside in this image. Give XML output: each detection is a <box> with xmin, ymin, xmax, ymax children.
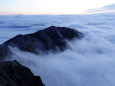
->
<box><xmin>0</xmin><ymin>60</ymin><xmax>45</xmax><ymax>86</ymax></box>
<box><xmin>0</xmin><ymin>26</ymin><xmax>83</xmax><ymax>61</ymax></box>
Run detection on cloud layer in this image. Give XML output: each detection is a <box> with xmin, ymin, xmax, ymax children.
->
<box><xmin>0</xmin><ymin>14</ymin><xmax>115</xmax><ymax>86</ymax></box>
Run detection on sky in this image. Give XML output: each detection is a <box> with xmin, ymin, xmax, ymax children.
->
<box><xmin>0</xmin><ymin>0</ymin><xmax>115</xmax><ymax>15</ymax></box>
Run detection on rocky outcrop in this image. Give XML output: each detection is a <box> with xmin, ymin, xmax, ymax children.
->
<box><xmin>0</xmin><ymin>60</ymin><xmax>45</xmax><ymax>86</ymax></box>
<box><xmin>0</xmin><ymin>26</ymin><xmax>83</xmax><ymax>61</ymax></box>
<box><xmin>0</xmin><ymin>45</ymin><xmax>12</xmax><ymax>62</ymax></box>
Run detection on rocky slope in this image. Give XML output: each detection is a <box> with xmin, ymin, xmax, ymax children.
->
<box><xmin>0</xmin><ymin>26</ymin><xmax>83</xmax><ymax>61</ymax></box>
<box><xmin>0</xmin><ymin>60</ymin><xmax>45</xmax><ymax>86</ymax></box>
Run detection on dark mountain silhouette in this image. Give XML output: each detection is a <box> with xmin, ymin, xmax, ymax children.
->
<box><xmin>0</xmin><ymin>60</ymin><xmax>45</xmax><ymax>86</ymax></box>
<box><xmin>0</xmin><ymin>26</ymin><xmax>83</xmax><ymax>61</ymax></box>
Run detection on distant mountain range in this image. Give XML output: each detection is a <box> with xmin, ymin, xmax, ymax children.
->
<box><xmin>86</xmin><ymin>3</ymin><xmax>115</xmax><ymax>14</ymax></box>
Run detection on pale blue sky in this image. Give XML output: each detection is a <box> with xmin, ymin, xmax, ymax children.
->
<box><xmin>0</xmin><ymin>0</ymin><xmax>115</xmax><ymax>15</ymax></box>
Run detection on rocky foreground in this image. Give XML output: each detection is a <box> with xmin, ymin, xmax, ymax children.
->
<box><xmin>0</xmin><ymin>26</ymin><xmax>83</xmax><ymax>86</ymax></box>
<box><xmin>0</xmin><ymin>60</ymin><xmax>45</xmax><ymax>86</ymax></box>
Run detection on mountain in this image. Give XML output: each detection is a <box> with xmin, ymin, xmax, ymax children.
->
<box><xmin>0</xmin><ymin>26</ymin><xmax>83</xmax><ymax>86</ymax></box>
<box><xmin>0</xmin><ymin>26</ymin><xmax>83</xmax><ymax>61</ymax></box>
<box><xmin>0</xmin><ymin>60</ymin><xmax>45</xmax><ymax>86</ymax></box>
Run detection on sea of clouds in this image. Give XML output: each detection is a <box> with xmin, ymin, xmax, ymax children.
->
<box><xmin>0</xmin><ymin>14</ymin><xmax>115</xmax><ymax>86</ymax></box>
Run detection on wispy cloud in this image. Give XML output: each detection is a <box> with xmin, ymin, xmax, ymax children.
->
<box><xmin>85</xmin><ymin>3</ymin><xmax>115</xmax><ymax>14</ymax></box>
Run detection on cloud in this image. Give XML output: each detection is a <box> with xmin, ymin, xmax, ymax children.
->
<box><xmin>1</xmin><ymin>14</ymin><xmax>115</xmax><ymax>86</ymax></box>
<box><xmin>86</xmin><ymin>3</ymin><xmax>115</xmax><ymax>14</ymax></box>
<box><xmin>9</xmin><ymin>29</ymin><xmax>115</xmax><ymax>86</ymax></box>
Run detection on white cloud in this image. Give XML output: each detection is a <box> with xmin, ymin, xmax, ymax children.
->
<box><xmin>10</xmin><ymin>33</ymin><xmax>115</xmax><ymax>86</ymax></box>
<box><xmin>86</xmin><ymin>3</ymin><xmax>115</xmax><ymax>14</ymax></box>
<box><xmin>1</xmin><ymin>14</ymin><xmax>115</xmax><ymax>86</ymax></box>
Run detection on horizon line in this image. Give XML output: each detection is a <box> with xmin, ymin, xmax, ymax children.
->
<box><xmin>0</xmin><ymin>11</ymin><xmax>115</xmax><ymax>16</ymax></box>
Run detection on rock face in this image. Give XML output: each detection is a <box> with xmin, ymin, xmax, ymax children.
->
<box><xmin>0</xmin><ymin>45</ymin><xmax>12</xmax><ymax>62</ymax></box>
<box><xmin>0</xmin><ymin>26</ymin><xmax>83</xmax><ymax>61</ymax></box>
<box><xmin>0</xmin><ymin>60</ymin><xmax>45</xmax><ymax>86</ymax></box>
